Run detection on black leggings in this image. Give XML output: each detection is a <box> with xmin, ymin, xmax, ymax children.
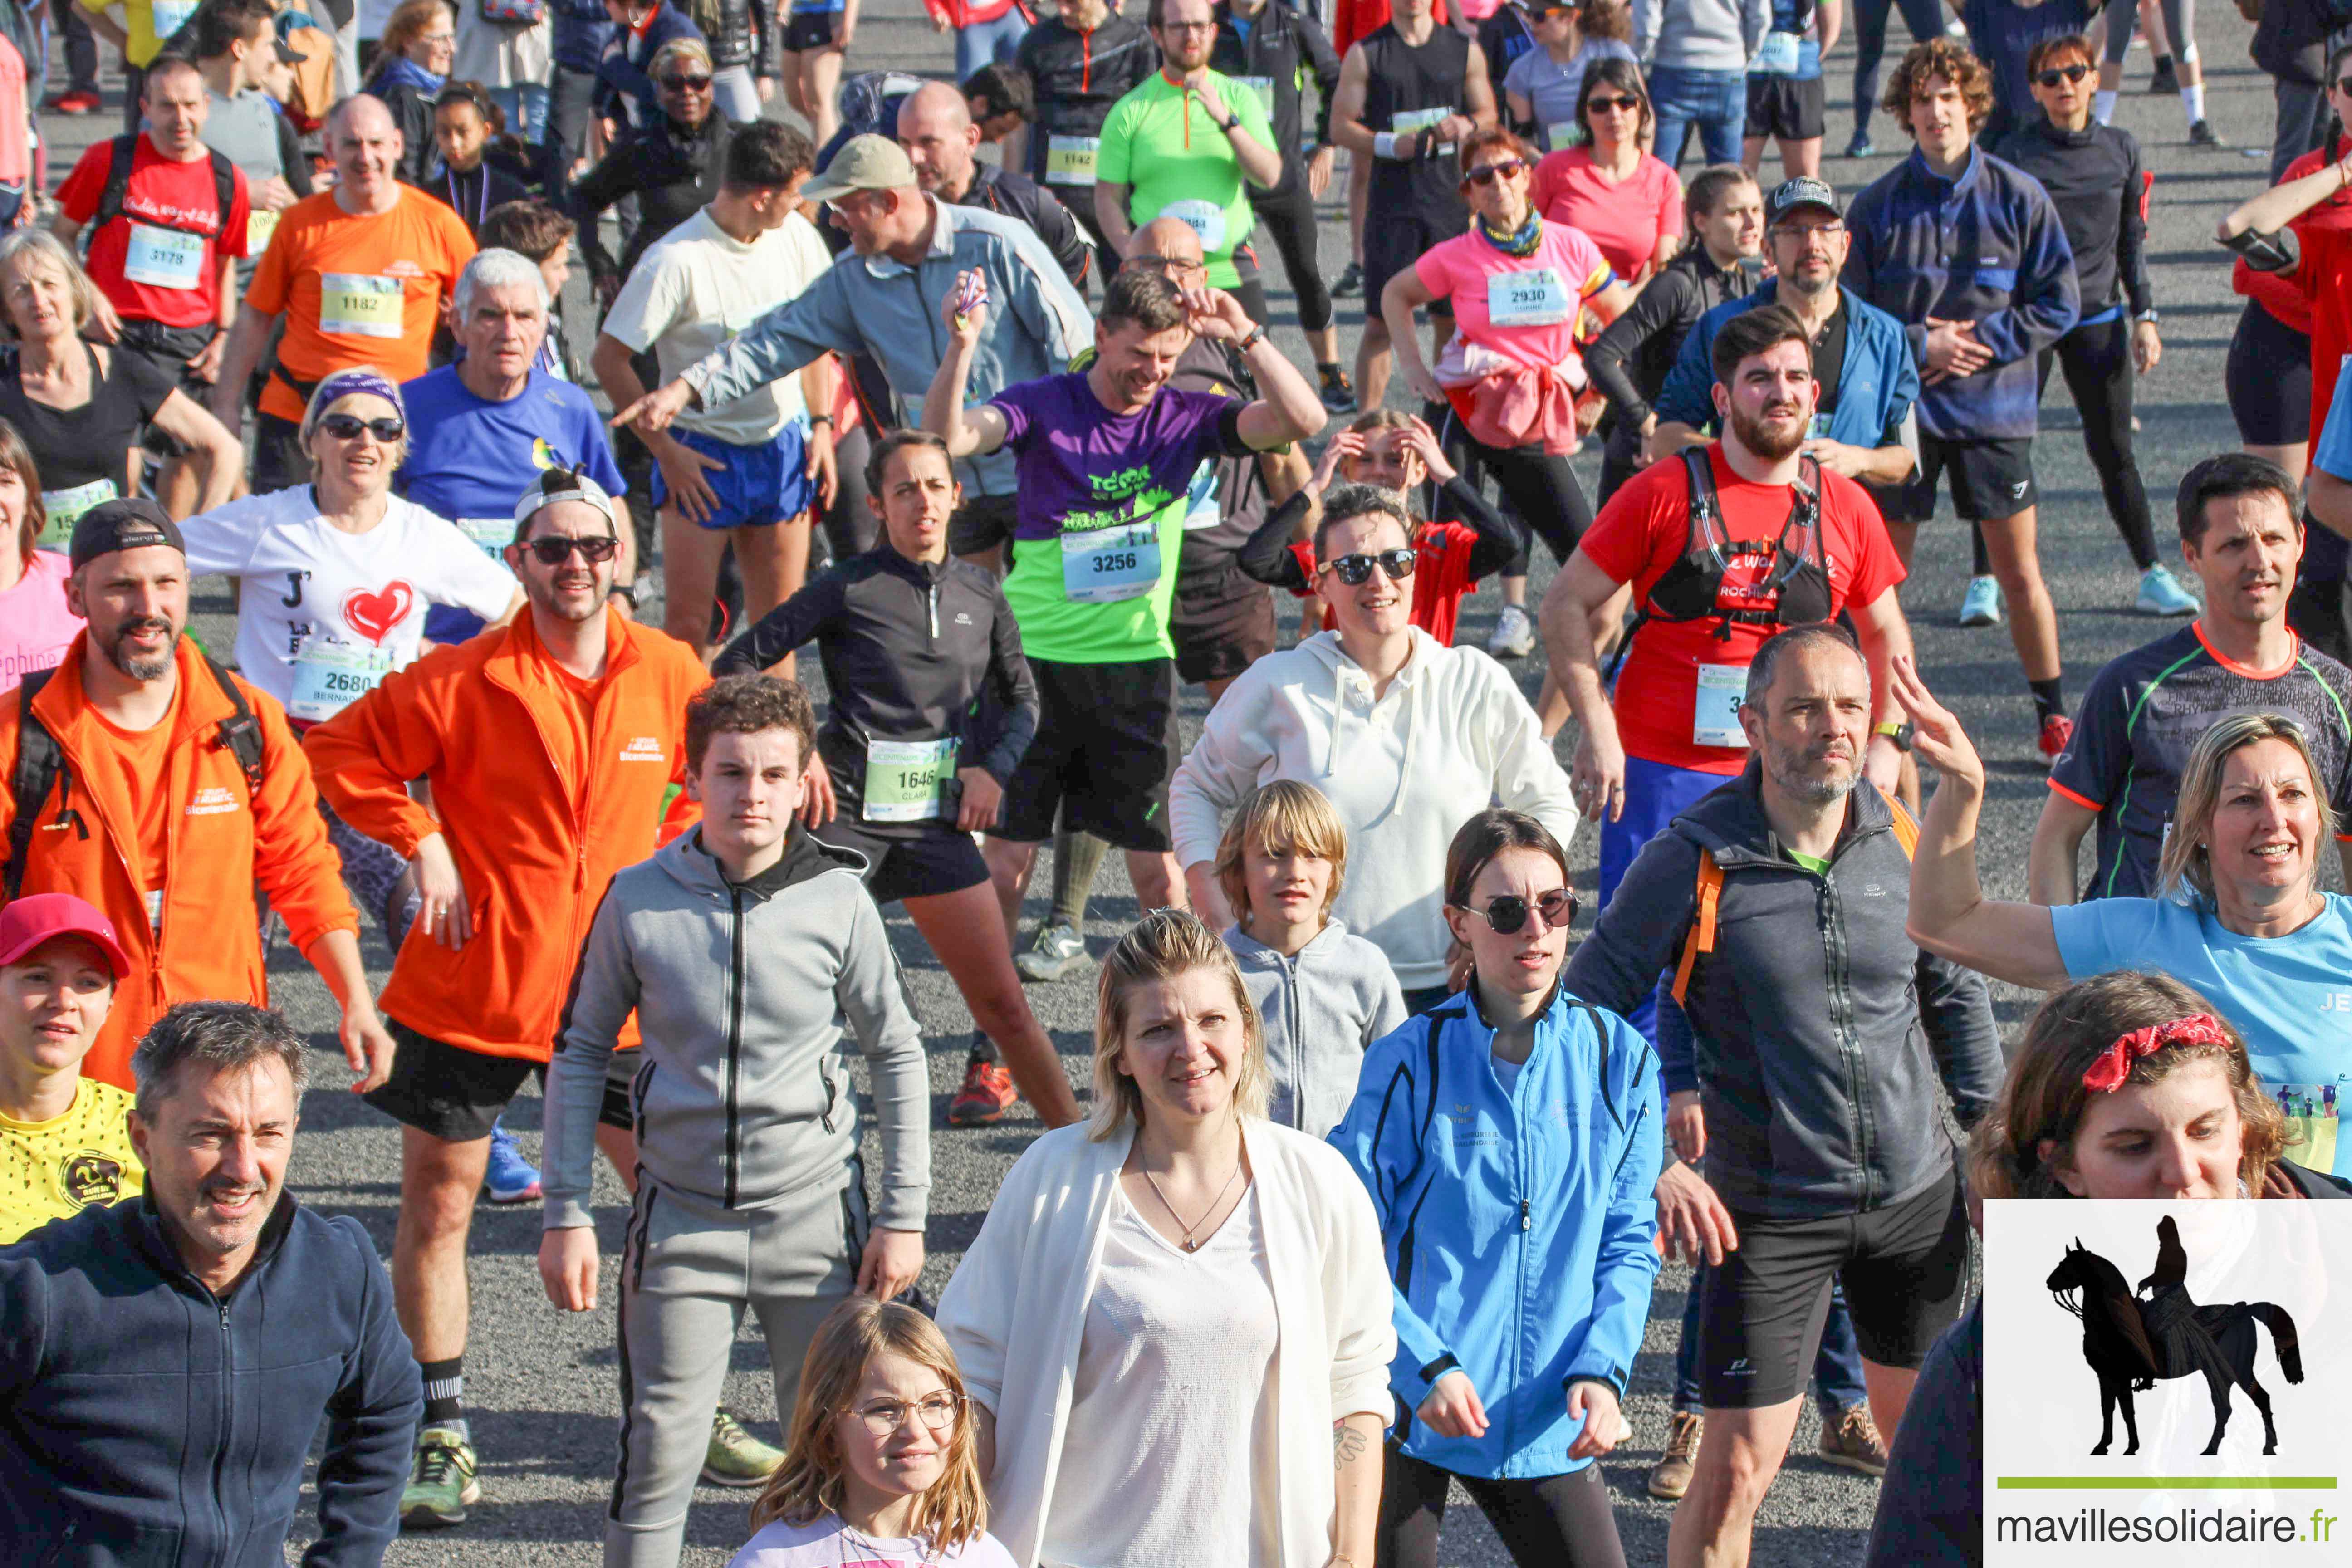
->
<box><xmin>1254</xmin><ymin>175</ymin><xmax>1335</xmax><ymax>336</ymax></box>
<box><xmin>1378</xmin><ymin>1449</ymin><xmax>1629</xmax><ymax>1568</ymax></box>
<box><xmin>1438</xmin><ymin>408</ymin><xmax>1596</xmax><ymax>575</ymax></box>
<box><xmin>2035</xmin><ymin>314</ymin><xmax>2159</xmax><ymax>572</ymax></box>
<box><xmin>1850</xmin><ymin>0</ymin><xmax>1946</xmax><ymax>134</ymax></box>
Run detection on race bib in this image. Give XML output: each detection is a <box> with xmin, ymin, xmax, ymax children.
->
<box><xmin>1232</xmin><ymin>74</ymin><xmax>1276</xmax><ymax>120</ymax></box>
<box><xmin>1060</xmin><ymin>518</ymin><xmax>1161</xmax><ymax>604</ymax></box>
<box><xmin>319</xmin><ymin>271</ymin><xmax>406</xmax><ymax>338</ymax></box>
<box><xmin>1045</xmin><ymin>135</ymin><xmax>1099</xmax><ymax>186</ymax></box>
<box><xmin>1693</xmin><ymin>662</ymin><xmax>1749</xmax><ymax>748</ymax></box>
<box><xmin>1162</xmin><ymin>198</ymin><xmax>1227</xmax><ymax>254</ymax></box>
<box><xmin>288</xmin><ymin>640</ymin><xmax>392</xmax><ymax>723</ymax></box>
<box><xmin>861</xmin><ymin>736</ymin><xmax>959</xmax><ymax>823</ymax></box>
<box><xmin>459</xmin><ymin>517</ymin><xmax>512</xmax><ymax>558</ymax></box>
<box><xmin>1751</xmin><ymin>29</ymin><xmax>1802</xmax><ymax>73</ymax></box>
<box><xmin>1392</xmin><ymin>105</ymin><xmax>1455</xmax><ymax>157</ymax></box>
<box><xmin>1544</xmin><ymin>121</ymin><xmax>1583</xmax><ymax>151</ymax></box>
<box><xmin>246</xmin><ymin>207</ymin><xmax>280</xmax><ymax>257</ymax></box>
<box><xmin>2276</xmin><ymin>1083</ymin><xmax>2345</xmax><ymax>1173</ymax></box>
<box><xmin>152</xmin><ymin>0</ymin><xmax>200</xmax><ymax>38</ymax></box>
<box><xmin>1488</xmin><ymin>265</ymin><xmax>1571</xmax><ymax>327</ymax></box>
<box><xmin>37</xmin><ymin>477</ymin><xmax>118</xmax><ymax>549</ymax></box>
<box><xmin>123</xmin><ymin>222</ymin><xmax>205</xmax><ymax>290</ymax></box>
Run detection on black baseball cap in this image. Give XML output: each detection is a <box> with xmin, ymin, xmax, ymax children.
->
<box><xmin>69</xmin><ymin>497</ymin><xmax>185</xmax><ymax>572</ymax></box>
<box><xmin>1766</xmin><ymin>176</ymin><xmax>1842</xmax><ymax>225</ymax></box>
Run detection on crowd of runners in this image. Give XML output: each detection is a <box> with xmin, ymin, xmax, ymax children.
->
<box><xmin>2</xmin><ymin>0</ymin><xmax>2351</xmax><ymax>1562</ymax></box>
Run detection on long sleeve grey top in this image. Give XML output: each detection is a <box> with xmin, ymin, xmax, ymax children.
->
<box><xmin>1635</xmin><ymin>0</ymin><xmax>1770</xmax><ymax>72</ymax></box>
<box><xmin>678</xmin><ymin>194</ymin><xmax>1092</xmax><ymax>499</ymax></box>
<box><xmin>543</xmin><ymin>826</ymin><xmax>931</xmax><ymax>1230</ymax></box>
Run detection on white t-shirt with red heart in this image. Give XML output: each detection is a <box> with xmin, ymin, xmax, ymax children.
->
<box><xmin>180</xmin><ymin>485</ymin><xmax>520</xmax><ymax>723</ymax></box>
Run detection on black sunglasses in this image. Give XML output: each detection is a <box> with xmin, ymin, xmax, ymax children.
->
<box><xmin>317</xmin><ymin>413</ymin><xmax>405</xmax><ymax>442</ymax></box>
<box><xmin>2034</xmin><ymin>62</ymin><xmax>2090</xmax><ymax>87</ymax></box>
<box><xmin>1319</xmin><ymin>548</ymin><xmax>1416</xmax><ymax>585</ymax></box>
<box><xmin>1456</xmin><ymin>888</ymin><xmax>1578</xmax><ymax>935</ymax></box>
<box><xmin>1463</xmin><ymin>158</ymin><xmax>1527</xmax><ymax>188</ymax></box>
<box><xmin>522</xmin><ymin>535</ymin><xmax>620</xmax><ymax>565</ymax></box>
<box><xmin>660</xmin><ymin>72</ymin><xmax>713</xmax><ymax>90</ymax></box>
<box><xmin>1587</xmin><ymin>94</ymin><xmax>1643</xmax><ymax>114</ymax></box>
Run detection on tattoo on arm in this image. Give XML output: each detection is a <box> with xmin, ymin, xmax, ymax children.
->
<box><xmin>1333</xmin><ymin>1423</ymin><xmax>1369</xmax><ymax>1465</ymax></box>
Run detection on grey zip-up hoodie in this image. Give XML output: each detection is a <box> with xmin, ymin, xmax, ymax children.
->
<box><xmin>1224</xmin><ymin>919</ymin><xmax>1408</xmax><ymax>1137</ymax></box>
<box><xmin>1636</xmin><ymin>0</ymin><xmax>1770</xmax><ymax>74</ymax></box>
<box><xmin>542</xmin><ymin>825</ymin><xmax>931</xmax><ymax>1232</ymax></box>
<box><xmin>1562</xmin><ymin>763</ymin><xmax>2001</xmax><ymax>1219</ymax></box>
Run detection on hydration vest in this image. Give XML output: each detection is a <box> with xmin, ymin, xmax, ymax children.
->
<box><xmin>1637</xmin><ymin>446</ymin><xmax>1835</xmax><ymax>645</ymax></box>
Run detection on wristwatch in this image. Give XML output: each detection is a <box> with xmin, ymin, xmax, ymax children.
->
<box><xmin>2134</xmin><ymin>309</ymin><xmax>2160</xmax><ymax>325</ymax></box>
<box><xmin>608</xmin><ymin>583</ymin><xmax>640</xmax><ymax>609</ymax></box>
<box><xmin>1872</xmin><ymin>720</ymin><xmax>1914</xmax><ymax>752</ymax></box>
<box><xmin>1236</xmin><ymin>323</ymin><xmax>1268</xmax><ymax>353</ymax></box>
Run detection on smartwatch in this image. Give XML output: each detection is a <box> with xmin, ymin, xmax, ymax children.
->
<box><xmin>1872</xmin><ymin>720</ymin><xmax>1914</xmax><ymax>752</ymax></box>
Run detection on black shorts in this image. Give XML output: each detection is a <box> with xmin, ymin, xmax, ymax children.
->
<box><xmin>1744</xmin><ymin>74</ymin><xmax>1825</xmax><ymax>141</ymax></box>
<box><xmin>1889</xmin><ymin>434</ymin><xmax>2037</xmax><ymax>523</ymax></box>
<box><xmin>1171</xmin><ymin>578</ymin><xmax>1276</xmax><ymax>685</ymax></box>
<box><xmin>948</xmin><ymin>491</ymin><xmax>1019</xmax><ymax>560</ymax></box>
<box><xmin>813</xmin><ymin>817</ymin><xmax>990</xmax><ymax>906</ymax></box>
<box><xmin>2228</xmin><ymin>300</ymin><xmax>2311</xmax><ymax>448</ymax></box>
<box><xmin>253</xmin><ymin>410</ymin><xmax>309</xmax><ymax>495</ymax></box>
<box><xmin>116</xmin><ymin>320</ymin><xmax>214</xmax><ymax>460</ymax></box>
<box><xmin>996</xmin><ymin>655</ymin><xmax>1181</xmax><ymax>851</ymax></box>
<box><xmin>781</xmin><ymin>9</ymin><xmax>836</xmax><ymax>49</ymax></box>
<box><xmin>1363</xmin><ymin>210</ymin><xmax>1463</xmax><ymax>326</ymax></box>
<box><xmin>1697</xmin><ymin>1168</ymin><xmax>1972</xmax><ymax>1408</ymax></box>
<box><xmin>364</xmin><ymin>1019</ymin><xmax>635</xmax><ymax>1144</ymax></box>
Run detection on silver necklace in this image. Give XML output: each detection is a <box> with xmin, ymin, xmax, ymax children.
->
<box><xmin>838</xmin><ymin>1521</ymin><xmax>938</xmax><ymax>1566</ymax></box>
<box><xmin>1141</xmin><ymin>1157</ymin><xmax>1244</xmax><ymax>1252</ymax></box>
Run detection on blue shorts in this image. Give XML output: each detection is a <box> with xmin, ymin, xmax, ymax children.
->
<box><xmin>651</xmin><ymin>422</ymin><xmax>816</xmax><ymax>530</ymax></box>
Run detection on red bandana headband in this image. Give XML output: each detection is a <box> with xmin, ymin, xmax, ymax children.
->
<box><xmin>2080</xmin><ymin>1013</ymin><xmax>2231</xmax><ymax>1093</ymax></box>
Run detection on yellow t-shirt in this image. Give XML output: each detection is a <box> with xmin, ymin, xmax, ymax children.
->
<box><xmin>0</xmin><ymin>1079</ymin><xmax>145</xmax><ymax>1244</ymax></box>
<box><xmin>75</xmin><ymin>0</ymin><xmax>176</xmax><ymax>69</ymax></box>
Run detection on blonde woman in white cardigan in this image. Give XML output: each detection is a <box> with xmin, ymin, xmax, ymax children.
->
<box><xmin>936</xmin><ymin>909</ymin><xmax>1396</xmax><ymax>1568</ymax></box>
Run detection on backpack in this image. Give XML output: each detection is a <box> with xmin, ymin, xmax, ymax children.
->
<box><xmin>1668</xmin><ymin>785</ymin><xmax>1918</xmax><ymax>1007</ymax></box>
<box><xmin>4</xmin><ymin>653</ymin><xmax>267</xmax><ymax>902</ymax></box>
<box><xmin>93</xmin><ymin>134</ymin><xmax>236</xmax><ymax>242</ymax></box>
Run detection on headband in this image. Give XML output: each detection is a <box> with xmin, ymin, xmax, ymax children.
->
<box><xmin>302</xmin><ymin>369</ymin><xmax>407</xmax><ymax>445</ymax></box>
<box><xmin>2080</xmin><ymin>1013</ymin><xmax>2232</xmax><ymax>1093</ymax></box>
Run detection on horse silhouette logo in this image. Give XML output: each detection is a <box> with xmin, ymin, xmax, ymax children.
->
<box><xmin>2047</xmin><ymin>1216</ymin><xmax>2303</xmax><ymax>1457</ymax></box>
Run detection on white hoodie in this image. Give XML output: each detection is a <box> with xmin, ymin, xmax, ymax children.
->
<box><xmin>1170</xmin><ymin>627</ymin><xmax>1580</xmax><ymax>990</ymax></box>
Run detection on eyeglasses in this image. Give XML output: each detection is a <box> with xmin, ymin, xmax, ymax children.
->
<box><xmin>522</xmin><ymin>535</ymin><xmax>621</xmax><ymax>565</ymax></box>
<box><xmin>1463</xmin><ymin>158</ymin><xmax>1527</xmax><ymax>187</ymax></box>
<box><xmin>1773</xmin><ymin>219</ymin><xmax>1846</xmax><ymax>241</ymax></box>
<box><xmin>416</xmin><ymin>30</ymin><xmax>454</xmax><ymax>44</ymax></box>
<box><xmin>1588</xmin><ymin>95</ymin><xmax>1642</xmax><ymax>113</ymax></box>
<box><xmin>659</xmin><ymin>72</ymin><xmax>713</xmax><ymax>90</ymax></box>
<box><xmin>2336</xmin><ymin>74</ymin><xmax>2352</xmax><ymax>96</ymax></box>
<box><xmin>1455</xmin><ymin>887</ymin><xmax>1577</xmax><ymax>935</ymax></box>
<box><xmin>1318</xmin><ymin>548</ymin><xmax>1416</xmax><ymax>585</ymax></box>
<box><xmin>2034</xmin><ymin>62</ymin><xmax>2090</xmax><ymax>86</ymax></box>
<box><xmin>1129</xmin><ymin>254</ymin><xmax>1207</xmax><ymax>277</ymax></box>
<box><xmin>844</xmin><ymin>1392</ymin><xmax>965</xmax><ymax>1437</ymax></box>
<box><xmin>317</xmin><ymin>413</ymin><xmax>405</xmax><ymax>442</ymax></box>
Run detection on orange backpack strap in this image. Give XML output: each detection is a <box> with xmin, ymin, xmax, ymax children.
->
<box><xmin>1877</xmin><ymin>784</ymin><xmax>1920</xmax><ymax>859</ymax></box>
<box><xmin>1670</xmin><ymin>850</ymin><xmax>1724</xmax><ymax>1006</ymax></box>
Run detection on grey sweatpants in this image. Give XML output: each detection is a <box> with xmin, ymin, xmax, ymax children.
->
<box><xmin>607</xmin><ymin>1171</ymin><xmax>866</xmax><ymax>1568</ymax></box>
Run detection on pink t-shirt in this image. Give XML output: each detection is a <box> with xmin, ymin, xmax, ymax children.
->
<box><xmin>1414</xmin><ymin>219</ymin><xmax>1615</xmax><ymax>370</ymax></box>
<box><xmin>0</xmin><ymin>35</ymin><xmax>27</xmax><ymax>190</ymax></box>
<box><xmin>0</xmin><ymin>549</ymin><xmax>83</xmax><ymax>694</ymax></box>
<box><xmin>1530</xmin><ymin>147</ymin><xmax>1684</xmax><ymax>282</ymax></box>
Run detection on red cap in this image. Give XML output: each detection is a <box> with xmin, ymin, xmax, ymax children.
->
<box><xmin>0</xmin><ymin>894</ymin><xmax>131</xmax><ymax>980</ymax></box>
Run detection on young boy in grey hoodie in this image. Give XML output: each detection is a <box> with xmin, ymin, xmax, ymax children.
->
<box><xmin>1215</xmin><ymin>780</ymin><xmax>1408</xmax><ymax>1136</ymax></box>
<box><xmin>537</xmin><ymin>674</ymin><xmax>931</xmax><ymax>1568</ymax></box>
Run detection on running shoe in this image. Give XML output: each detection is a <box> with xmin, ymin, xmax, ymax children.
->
<box><xmin>1956</xmin><ymin>575</ymin><xmax>2004</xmax><ymax>628</ymax></box>
<box><xmin>701</xmin><ymin>1408</ymin><xmax>786</xmax><ymax>1487</ymax></box>
<box><xmin>1488</xmin><ymin>603</ymin><xmax>1538</xmax><ymax>659</ymax></box>
<box><xmin>2189</xmin><ymin>118</ymin><xmax>2223</xmax><ymax>147</ymax></box>
<box><xmin>1648</xmin><ymin>1411</ymin><xmax>1704</xmax><ymax>1500</ymax></box>
<box><xmin>2134</xmin><ymin>563</ymin><xmax>2198</xmax><ymax>616</ymax></box>
<box><xmin>2040</xmin><ymin>712</ymin><xmax>2076</xmax><ymax>761</ymax></box>
<box><xmin>1319</xmin><ymin>364</ymin><xmax>1357</xmax><ymax>412</ymax></box>
<box><xmin>949</xmin><ymin>1050</ymin><xmax>1019</xmax><ymax>1127</ymax></box>
<box><xmin>1843</xmin><ymin>131</ymin><xmax>1875</xmax><ymax>158</ymax></box>
<box><xmin>1015</xmin><ymin>921</ymin><xmax>1089</xmax><ymax>982</ymax></box>
<box><xmin>2148</xmin><ymin>58</ymin><xmax>2180</xmax><ymax>94</ymax></box>
<box><xmin>1332</xmin><ymin>260</ymin><xmax>1364</xmax><ymax>297</ymax></box>
<box><xmin>46</xmin><ymin>89</ymin><xmax>99</xmax><ymax>115</ymax></box>
<box><xmin>1817</xmin><ymin>1404</ymin><xmax>1890</xmax><ymax>1477</ymax></box>
<box><xmin>400</xmin><ymin>1427</ymin><xmax>480</xmax><ymax>1530</ymax></box>
<box><xmin>481</xmin><ymin>1120</ymin><xmax>541</xmax><ymax>1205</ymax></box>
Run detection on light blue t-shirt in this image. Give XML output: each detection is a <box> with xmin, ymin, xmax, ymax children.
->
<box><xmin>2050</xmin><ymin>892</ymin><xmax>2352</xmax><ymax>1174</ymax></box>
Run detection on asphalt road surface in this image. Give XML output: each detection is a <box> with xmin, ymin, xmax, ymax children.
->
<box><xmin>40</xmin><ymin>3</ymin><xmax>2305</xmax><ymax>1558</ymax></box>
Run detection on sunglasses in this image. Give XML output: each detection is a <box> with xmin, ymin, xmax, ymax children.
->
<box><xmin>659</xmin><ymin>72</ymin><xmax>713</xmax><ymax>90</ymax></box>
<box><xmin>1456</xmin><ymin>887</ymin><xmax>1578</xmax><ymax>935</ymax></box>
<box><xmin>317</xmin><ymin>413</ymin><xmax>405</xmax><ymax>442</ymax></box>
<box><xmin>1319</xmin><ymin>548</ymin><xmax>1416</xmax><ymax>585</ymax></box>
<box><xmin>1463</xmin><ymin>158</ymin><xmax>1528</xmax><ymax>187</ymax></box>
<box><xmin>2337</xmin><ymin>75</ymin><xmax>2352</xmax><ymax>95</ymax></box>
<box><xmin>1588</xmin><ymin>94</ymin><xmax>1642</xmax><ymax>113</ymax></box>
<box><xmin>522</xmin><ymin>535</ymin><xmax>620</xmax><ymax>565</ymax></box>
<box><xmin>2035</xmin><ymin>62</ymin><xmax>2090</xmax><ymax>86</ymax></box>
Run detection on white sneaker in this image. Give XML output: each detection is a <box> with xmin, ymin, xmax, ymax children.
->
<box><xmin>1488</xmin><ymin>604</ymin><xmax>1537</xmax><ymax>659</ymax></box>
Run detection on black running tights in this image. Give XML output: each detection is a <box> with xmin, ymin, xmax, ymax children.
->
<box><xmin>1377</xmin><ymin>1449</ymin><xmax>1631</xmax><ymax>1568</ymax></box>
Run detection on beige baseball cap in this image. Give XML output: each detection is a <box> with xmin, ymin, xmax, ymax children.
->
<box><xmin>803</xmin><ymin>134</ymin><xmax>919</xmax><ymax>203</ymax></box>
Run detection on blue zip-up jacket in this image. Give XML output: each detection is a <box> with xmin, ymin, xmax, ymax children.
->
<box><xmin>550</xmin><ymin>0</ymin><xmax>616</xmax><ymax>74</ymax></box>
<box><xmin>0</xmin><ymin>1191</ymin><xmax>422</xmax><ymax>1568</ymax></box>
<box><xmin>1842</xmin><ymin>143</ymin><xmax>2079</xmax><ymax>441</ymax></box>
<box><xmin>598</xmin><ymin>0</ymin><xmax>706</xmax><ymax>126</ymax></box>
<box><xmin>1652</xmin><ymin>279</ymin><xmax>1919</xmax><ymax>448</ymax></box>
<box><xmin>1330</xmin><ymin>986</ymin><xmax>1662</xmax><ymax>1479</ymax></box>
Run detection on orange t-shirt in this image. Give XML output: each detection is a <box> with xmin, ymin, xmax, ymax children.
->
<box><xmin>245</xmin><ymin>185</ymin><xmax>475</xmax><ymax>422</ymax></box>
<box><xmin>81</xmin><ymin>689</ymin><xmax>181</xmax><ymax>939</ymax></box>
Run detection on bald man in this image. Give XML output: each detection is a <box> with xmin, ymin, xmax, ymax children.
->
<box><xmin>897</xmin><ymin>79</ymin><xmax>1093</xmax><ymax>292</ymax></box>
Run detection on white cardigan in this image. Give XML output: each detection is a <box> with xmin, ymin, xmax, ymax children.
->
<box><xmin>936</xmin><ymin>1119</ymin><xmax>1396</xmax><ymax>1568</ymax></box>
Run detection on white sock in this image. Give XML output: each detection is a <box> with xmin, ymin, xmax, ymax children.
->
<box><xmin>2183</xmin><ymin>83</ymin><xmax>2205</xmax><ymax>124</ymax></box>
<box><xmin>2094</xmin><ymin>89</ymin><xmax>2117</xmax><ymax>125</ymax></box>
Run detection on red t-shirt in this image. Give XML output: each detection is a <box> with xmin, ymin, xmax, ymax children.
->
<box><xmin>2298</xmin><ymin>186</ymin><xmax>2352</xmax><ymax>448</ymax></box>
<box><xmin>1284</xmin><ymin>517</ymin><xmax>1489</xmax><ymax>645</ymax></box>
<box><xmin>1580</xmin><ymin>444</ymin><xmax>1906</xmax><ymax>773</ymax></box>
<box><xmin>56</xmin><ymin>134</ymin><xmax>250</xmax><ymax>330</ymax></box>
<box><xmin>1334</xmin><ymin>0</ymin><xmax>1449</xmax><ymax>54</ymax></box>
<box><xmin>2237</xmin><ymin>137</ymin><xmax>2352</xmax><ymax>338</ymax></box>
